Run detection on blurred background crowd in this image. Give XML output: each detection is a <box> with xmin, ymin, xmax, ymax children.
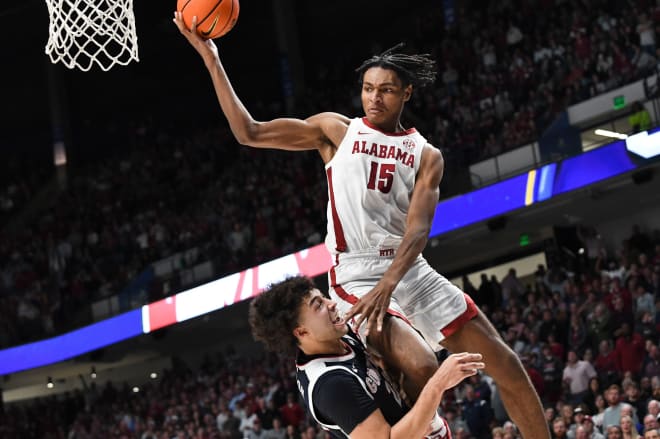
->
<box><xmin>1</xmin><ymin>0</ymin><xmax>660</xmax><ymax>437</ymax></box>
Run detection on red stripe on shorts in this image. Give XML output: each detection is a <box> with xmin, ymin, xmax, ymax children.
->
<box><xmin>329</xmin><ymin>267</ymin><xmax>411</xmax><ymax>325</ymax></box>
<box><xmin>326</xmin><ymin>167</ymin><xmax>347</xmax><ymax>252</ymax></box>
<box><xmin>440</xmin><ymin>293</ymin><xmax>479</xmax><ymax>338</ymax></box>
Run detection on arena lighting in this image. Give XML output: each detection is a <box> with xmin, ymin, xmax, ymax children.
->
<box><xmin>47</xmin><ymin>377</ymin><xmax>54</xmax><ymax>389</ymax></box>
<box><xmin>150</xmin><ymin>372</ymin><xmax>158</xmax><ymax>379</ymax></box>
<box><xmin>132</xmin><ymin>386</ymin><xmax>140</xmax><ymax>393</ymax></box>
<box><xmin>594</xmin><ymin>129</ymin><xmax>628</xmax><ymax>140</ymax></box>
<box><xmin>625</xmin><ymin>130</ymin><xmax>660</xmax><ymax>159</ymax></box>
<box><xmin>1</xmin><ymin>128</ymin><xmax>658</xmax><ymax>375</ymax></box>
<box><xmin>90</xmin><ymin>366</ymin><xmax>97</xmax><ymax>379</ymax></box>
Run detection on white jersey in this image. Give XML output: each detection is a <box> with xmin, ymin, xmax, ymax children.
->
<box><xmin>324</xmin><ymin>117</ymin><xmax>428</xmax><ymax>255</ymax></box>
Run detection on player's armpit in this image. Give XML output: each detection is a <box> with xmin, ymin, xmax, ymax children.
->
<box><xmin>348</xmin><ymin>409</ymin><xmax>392</xmax><ymax>439</ymax></box>
<box><xmin>305</xmin><ymin>112</ymin><xmax>351</xmax><ymax>161</ymax></box>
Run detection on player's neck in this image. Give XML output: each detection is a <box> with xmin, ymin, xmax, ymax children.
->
<box><xmin>377</xmin><ymin>122</ymin><xmax>405</xmax><ymax>133</ymax></box>
<box><xmin>364</xmin><ymin>116</ymin><xmax>405</xmax><ymax>134</ymax></box>
<box><xmin>301</xmin><ymin>339</ymin><xmax>348</xmax><ymax>357</ymax></box>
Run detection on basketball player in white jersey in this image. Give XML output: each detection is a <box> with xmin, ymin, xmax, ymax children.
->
<box><xmin>174</xmin><ymin>12</ymin><xmax>549</xmax><ymax>439</ymax></box>
<box><xmin>249</xmin><ymin>275</ymin><xmax>485</xmax><ymax>439</ymax></box>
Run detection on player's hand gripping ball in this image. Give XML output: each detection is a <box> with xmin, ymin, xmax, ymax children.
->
<box><xmin>176</xmin><ymin>0</ymin><xmax>239</xmax><ymax>39</ymax></box>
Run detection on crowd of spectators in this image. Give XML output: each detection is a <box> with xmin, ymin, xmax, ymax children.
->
<box><xmin>0</xmin><ymin>123</ymin><xmax>327</xmax><ymax>348</ymax></box>
<box><xmin>1</xmin><ymin>222</ymin><xmax>659</xmax><ymax>438</ymax></box>
<box><xmin>1</xmin><ymin>1</ymin><xmax>660</xmax><ymax>435</ymax></box>
<box><xmin>1</xmin><ymin>0</ymin><xmax>659</xmax><ymax>350</ymax></box>
<box><xmin>0</xmin><ymin>152</ymin><xmax>52</xmax><ymax>229</ymax></box>
<box><xmin>378</xmin><ymin>0</ymin><xmax>660</xmax><ymax>163</ymax></box>
<box><xmin>444</xmin><ymin>222</ymin><xmax>660</xmax><ymax>438</ymax></box>
<box><xmin>0</xmin><ymin>349</ymin><xmax>318</xmax><ymax>439</ymax></box>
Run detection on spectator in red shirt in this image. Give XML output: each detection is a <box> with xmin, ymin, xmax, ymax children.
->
<box><xmin>279</xmin><ymin>392</ymin><xmax>305</xmax><ymax>428</ymax></box>
<box><xmin>595</xmin><ymin>339</ymin><xmax>620</xmax><ymax>387</ymax></box>
<box><xmin>548</xmin><ymin>333</ymin><xmax>565</xmax><ymax>361</ymax></box>
<box><xmin>522</xmin><ymin>354</ymin><xmax>545</xmax><ymax>399</ymax></box>
<box><xmin>604</xmin><ymin>277</ymin><xmax>633</xmax><ymax>315</ymax></box>
<box><xmin>615</xmin><ymin>324</ymin><xmax>646</xmax><ymax>376</ymax></box>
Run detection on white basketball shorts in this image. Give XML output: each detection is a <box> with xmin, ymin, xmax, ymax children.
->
<box><xmin>328</xmin><ymin>250</ymin><xmax>478</xmax><ymax>349</ymax></box>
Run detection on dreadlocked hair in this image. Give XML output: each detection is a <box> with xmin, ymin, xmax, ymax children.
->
<box><xmin>355</xmin><ymin>42</ymin><xmax>437</xmax><ymax>88</ymax></box>
<box><xmin>248</xmin><ymin>276</ymin><xmax>315</xmax><ymax>354</ymax></box>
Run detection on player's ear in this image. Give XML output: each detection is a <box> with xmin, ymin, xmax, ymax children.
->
<box><xmin>293</xmin><ymin>326</ymin><xmax>308</xmax><ymax>340</ymax></box>
<box><xmin>403</xmin><ymin>84</ymin><xmax>412</xmax><ymax>102</ymax></box>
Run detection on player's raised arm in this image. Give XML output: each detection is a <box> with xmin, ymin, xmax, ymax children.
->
<box><xmin>173</xmin><ymin>12</ymin><xmax>347</xmax><ymax>154</ymax></box>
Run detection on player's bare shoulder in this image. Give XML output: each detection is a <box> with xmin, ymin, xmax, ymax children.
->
<box><xmin>421</xmin><ymin>143</ymin><xmax>444</xmax><ymax>167</ymax></box>
<box><xmin>418</xmin><ymin>143</ymin><xmax>445</xmax><ymax>184</ymax></box>
<box><xmin>306</xmin><ymin>112</ymin><xmax>350</xmax><ymax>162</ymax></box>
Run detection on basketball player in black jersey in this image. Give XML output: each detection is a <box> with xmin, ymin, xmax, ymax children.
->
<box><xmin>249</xmin><ymin>276</ymin><xmax>484</xmax><ymax>438</ymax></box>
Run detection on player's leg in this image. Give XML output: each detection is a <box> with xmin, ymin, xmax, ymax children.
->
<box><xmin>329</xmin><ymin>258</ymin><xmax>439</xmax><ymax>400</ymax></box>
<box><xmin>440</xmin><ymin>309</ymin><xmax>550</xmax><ymax>439</ymax></box>
<box><xmin>393</xmin><ymin>258</ymin><xmax>548</xmax><ymax>438</ymax></box>
<box><xmin>367</xmin><ymin>318</ymin><xmax>451</xmax><ymax>439</ymax></box>
<box><xmin>366</xmin><ymin>315</ymin><xmax>438</xmax><ymax>402</ymax></box>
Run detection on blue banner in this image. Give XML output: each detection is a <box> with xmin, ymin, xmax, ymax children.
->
<box><xmin>0</xmin><ymin>310</ymin><xmax>143</xmax><ymax>375</ymax></box>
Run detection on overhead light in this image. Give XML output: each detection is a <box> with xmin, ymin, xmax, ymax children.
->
<box><xmin>132</xmin><ymin>386</ymin><xmax>140</xmax><ymax>393</ymax></box>
<box><xmin>90</xmin><ymin>366</ymin><xmax>97</xmax><ymax>379</ymax></box>
<box><xmin>594</xmin><ymin>129</ymin><xmax>627</xmax><ymax>140</ymax></box>
<box><xmin>626</xmin><ymin>130</ymin><xmax>660</xmax><ymax>159</ymax></box>
<box><xmin>150</xmin><ymin>372</ymin><xmax>158</xmax><ymax>379</ymax></box>
<box><xmin>47</xmin><ymin>377</ymin><xmax>54</xmax><ymax>389</ymax></box>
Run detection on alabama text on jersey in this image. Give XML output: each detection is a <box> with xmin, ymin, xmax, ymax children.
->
<box><xmin>325</xmin><ymin>117</ymin><xmax>428</xmax><ymax>255</ymax></box>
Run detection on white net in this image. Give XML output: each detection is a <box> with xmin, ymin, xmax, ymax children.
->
<box><xmin>44</xmin><ymin>0</ymin><xmax>139</xmax><ymax>72</ymax></box>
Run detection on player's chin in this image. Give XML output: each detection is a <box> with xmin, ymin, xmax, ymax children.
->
<box><xmin>365</xmin><ymin>110</ymin><xmax>385</xmax><ymax>121</ymax></box>
<box><xmin>335</xmin><ymin>322</ymin><xmax>349</xmax><ymax>335</ymax></box>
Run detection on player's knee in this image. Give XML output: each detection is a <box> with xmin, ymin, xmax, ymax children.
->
<box><xmin>405</xmin><ymin>349</ymin><xmax>438</xmax><ymax>382</ymax></box>
<box><xmin>490</xmin><ymin>342</ymin><xmax>529</xmax><ymax>389</ymax></box>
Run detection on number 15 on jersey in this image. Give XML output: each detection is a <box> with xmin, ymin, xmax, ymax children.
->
<box><xmin>367</xmin><ymin>161</ymin><xmax>395</xmax><ymax>194</ymax></box>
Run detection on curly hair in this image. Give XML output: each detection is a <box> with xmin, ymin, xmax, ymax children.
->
<box><xmin>355</xmin><ymin>42</ymin><xmax>437</xmax><ymax>88</ymax></box>
<box><xmin>248</xmin><ymin>276</ymin><xmax>315</xmax><ymax>354</ymax></box>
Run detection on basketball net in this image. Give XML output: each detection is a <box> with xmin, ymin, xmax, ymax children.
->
<box><xmin>44</xmin><ymin>0</ymin><xmax>139</xmax><ymax>72</ymax></box>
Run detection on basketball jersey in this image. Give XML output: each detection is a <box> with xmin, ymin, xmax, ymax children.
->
<box><xmin>296</xmin><ymin>329</ymin><xmax>407</xmax><ymax>437</ymax></box>
<box><xmin>325</xmin><ymin>117</ymin><xmax>428</xmax><ymax>255</ymax></box>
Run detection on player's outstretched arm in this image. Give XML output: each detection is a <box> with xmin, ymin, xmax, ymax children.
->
<box><xmin>345</xmin><ymin>145</ymin><xmax>444</xmax><ymax>335</ymax></box>
<box><xmin>350</xmin><ymin>353</ymin><xmax>484</xmax><ymax>439</ymax></box>
<box><xmin>173</xmin><ymin>12</ymin><xmax>347</xmax><ymax>154</ymax></box>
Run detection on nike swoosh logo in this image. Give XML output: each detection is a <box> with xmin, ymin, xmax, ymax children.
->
<box><xmin>357</xmin><ymin>131</ymin><xmax>372</xmax><ymax>135</ymax></box>
<box><xmin>201</xmin><ymin>15</ymin><xmax>219</xmax><ymax>37</ymax></box>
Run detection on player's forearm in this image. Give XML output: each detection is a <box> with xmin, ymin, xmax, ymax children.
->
<box><xmin>390</xmin><ymin>381</ymin><xmax>443</xmax><ymax>439</ymax></box>
<box><xmin>205</xmin><ymin>58</ymin><xmax>259</xmax><ymax>145</ymax></box>
<box><xmin>382</xmin><ymin>148</ymin><xmax>443</xmax><ymax>290</ymax></box>
<box><xmin>381</xmin><ymin>227</ymin><xmax>429</xmax><ymax>287</ymax></box>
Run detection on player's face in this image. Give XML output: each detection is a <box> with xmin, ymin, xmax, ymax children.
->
<box><xmin>361</xmin><ymin>67</ymin><xmax>412</xmax><ymax>130</ymax></box>
<box><xmin>296</xmin><ymin>289</ymin><xmax>348</xmax><ymax>346</ymax></box>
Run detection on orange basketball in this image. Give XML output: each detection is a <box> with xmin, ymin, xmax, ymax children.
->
<box><xmin>177</xmin><ymin>0</ymin><xmax>239</xmax><ymax>39</ymax></box>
